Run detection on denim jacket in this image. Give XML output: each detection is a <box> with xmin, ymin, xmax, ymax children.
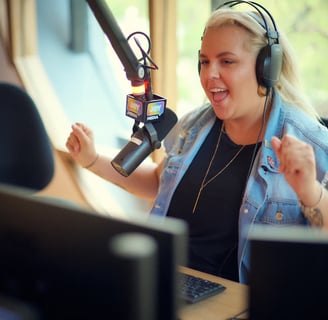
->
<box><xmin>150</xmin><ymin>91</ymin><xmax>328</xmax><ymax>283</ymax></box>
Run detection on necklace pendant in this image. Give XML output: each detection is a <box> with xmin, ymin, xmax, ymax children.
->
<box><xmin>191</xmin><ymin>122</ymin><xmax>245</xmax><ymax>214</ymax></box>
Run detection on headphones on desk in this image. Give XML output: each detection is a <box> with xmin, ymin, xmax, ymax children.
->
<box><xmin>198</xmin><ymin>0</ymin><xmax>282</xmax><ymax>88</ymax></box>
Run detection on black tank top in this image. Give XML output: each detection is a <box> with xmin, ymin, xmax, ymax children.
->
<box><xmin>167</xmin><ymin>119</ymin><xmax>260</xmax><ymax>281</ymax></box>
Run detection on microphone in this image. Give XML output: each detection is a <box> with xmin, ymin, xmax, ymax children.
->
<box><xmin>111</xmin><ymin>108</ymin><xmax>178</xmax><ymax>177</ymax></box>
<box><xmin>87</xmin><ymin>1</ymin><xmax>175</xmax><ymax>176</ymax></box>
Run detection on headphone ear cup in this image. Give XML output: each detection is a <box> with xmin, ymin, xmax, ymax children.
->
<box><xmin>256</xmin><ymin>45</ymin><xmax>271</xmax><ymax>88</ymax></box>
<box><xmin>267</xmin><ymin>43</ymin><xmax>283</xmax><ymax>86</ymax></box>
<box><xmin>256</xmin><ymin>44</ymin><xmax>282</xmax><ymax>88</ymax></box>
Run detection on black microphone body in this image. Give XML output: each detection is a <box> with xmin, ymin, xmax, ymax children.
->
<box><xmin>111</xmin><ymin>108</ymin><xmax>177</xmax><ymax>177</ymax></box>
<box><xmin>112</xmin><ymin>129</ymin><xmax>153</xmax><ymax>177</ymax></box>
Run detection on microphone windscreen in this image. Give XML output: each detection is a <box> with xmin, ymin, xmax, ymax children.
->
<box><xmin>152</xmin><ymin>108</ymin><xmax>178</xmax><ymax>141</ymax></box>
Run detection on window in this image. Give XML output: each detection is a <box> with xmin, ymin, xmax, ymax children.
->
<box><xmin>37</xmin><ymin>0</ymin><xmax>150</xmax><ymax>150</ymax></box>
<box><xmin>262</xmin><ymin>0</ymin><xmax>328</xmax><ymax>117</ymax></box>
<box><xmin>176</xmin><ymin>1</ymin><xmax>211</xmax><ymax>116</ymax></box>
<box><xmin>35</xmin><ymin>0</ymin><xmax>152</xmax><ymax>215</ymax></box>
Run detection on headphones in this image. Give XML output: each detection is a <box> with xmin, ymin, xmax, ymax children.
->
<box><xmin>198</xmin><ymin>0</ymin><xmax>282</xmax><ymax>88</ymax></box>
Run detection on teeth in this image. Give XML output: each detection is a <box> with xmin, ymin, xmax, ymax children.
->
<box><xmin>210</xmin><ymin>88</ymin><xmax>226</xmax><ymax>93</ymax></box>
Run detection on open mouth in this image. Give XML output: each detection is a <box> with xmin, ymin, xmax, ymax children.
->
<box><xmin>210</xmin><ymin>88</ymin><xmax>229</xmax><ymax>103</ymax></box>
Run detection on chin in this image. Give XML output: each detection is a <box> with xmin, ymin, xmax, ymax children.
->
<box><xmin>211</xmin><ymin>101</ymin><xmax>228</xmax><ymax>115</ymax></box>
<box><xmin>212</xmin><ymin>109</ymin><xmax>230</xmax><ymax>121</ymax></box>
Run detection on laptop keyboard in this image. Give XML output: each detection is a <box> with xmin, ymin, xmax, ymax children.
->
<box><xmin>178</xmin><ymin>273</ymin><xmax>226</xmax><ymax>304</ymax></box>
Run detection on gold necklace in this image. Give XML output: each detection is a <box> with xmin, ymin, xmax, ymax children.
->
<box><xmin>192</xmin><ymin>123</ymin><xmax>245</xmax><ymax>213</ymax></box>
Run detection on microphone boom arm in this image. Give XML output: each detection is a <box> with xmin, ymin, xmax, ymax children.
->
<box><xmin>86</xmin><ymin>0</ymin><xmax>145</xmax><ymax>84</ymax></box>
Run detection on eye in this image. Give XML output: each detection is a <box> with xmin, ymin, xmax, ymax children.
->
<box><xmin>199</xmin><ymin>60</ymin><xmax>209</xmax><ymax>65</ymax></box>
<box><xmin>222</xmin><ymin>59</ymin><xmax>234</xmax><ymax>65</ymax></box>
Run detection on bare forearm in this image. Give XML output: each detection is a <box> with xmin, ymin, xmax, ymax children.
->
<box><xmin>86</xmin><ymin>153</ymin><xmax>160</xmax><ymax>200</ymax></box>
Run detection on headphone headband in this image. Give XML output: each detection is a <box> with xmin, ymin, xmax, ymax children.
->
<box><xmin>216</xmin><ymin>0</ymin><xmax>279</xmax><ymax>45</ymax></box>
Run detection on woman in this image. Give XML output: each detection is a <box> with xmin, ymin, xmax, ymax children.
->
<box><xmin>66</xmin><ymin>5</ymin><xmax>328</xmax><ymax>283</ymax></box>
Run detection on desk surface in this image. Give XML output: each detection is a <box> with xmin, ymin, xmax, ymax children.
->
<box><xmin>179</xmin><ymin>267</ymin><xmax>248</xmax><ymax>320</ymax></box>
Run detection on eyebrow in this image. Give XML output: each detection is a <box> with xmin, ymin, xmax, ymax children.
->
<box><xmin>199</xmin><ymin>51</ymin><xmax>237</xmax><ymax>59</ymax></box>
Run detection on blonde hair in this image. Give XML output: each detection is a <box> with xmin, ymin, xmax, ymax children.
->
<box><xmin>203</xmin><ymin>8</ymin><xmax>319</xmax><ymax>119</ymax></box>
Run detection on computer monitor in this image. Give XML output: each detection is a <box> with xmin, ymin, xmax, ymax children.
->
<box><xmin>248</xmin><ymin>225</ymin><xmax>328</xmax><ymax>320</ymax></box>
<box><xmin>0</xmin><ymin>185</ymin><xmax>188</xmax><ymax>320</ymax></box>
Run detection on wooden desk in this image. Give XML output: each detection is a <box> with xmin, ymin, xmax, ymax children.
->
<box><xmin>179</xmin><ymin>267</ymin><xmax>249</xmax><ymax>320</ymax></box>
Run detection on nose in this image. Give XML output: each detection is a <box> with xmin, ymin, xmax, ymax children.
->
<box><xmin>207</xmin><ymin>61</ymin><xmax>221</xmax><ymax>80</ymax></box>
